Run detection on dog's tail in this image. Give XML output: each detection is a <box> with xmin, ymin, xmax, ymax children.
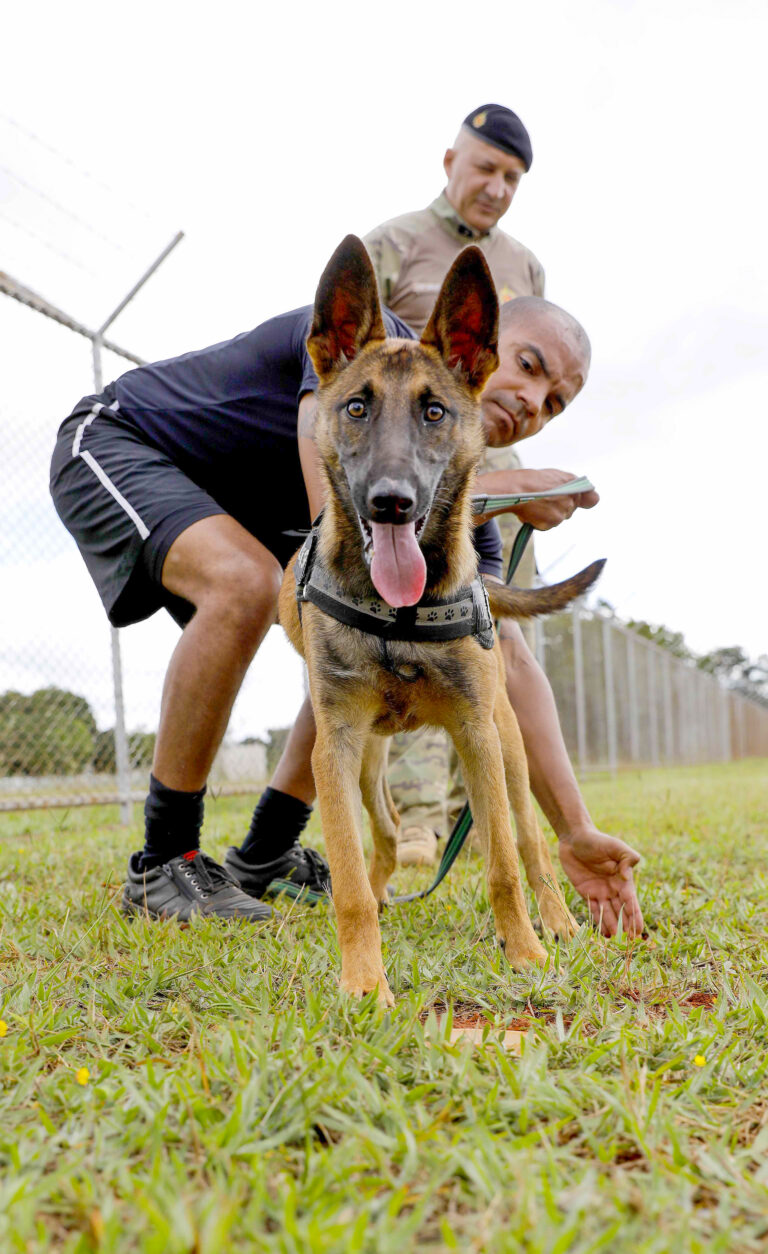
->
<box><xmin>485</xmin><ymin>558</ymin><xmax>605</xmax><ymax>620</ymax></box>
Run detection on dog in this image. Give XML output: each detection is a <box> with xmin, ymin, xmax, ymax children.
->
<box><xmin>278</xmin><ymin>236</ymin><xmax>603</xmax><ymax>1005</ymax></box>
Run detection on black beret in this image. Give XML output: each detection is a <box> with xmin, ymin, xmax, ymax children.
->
<box><xmin>461</xmin><ymin>104</ymin><xmax>533</xmax><ymax>171</ymax></box>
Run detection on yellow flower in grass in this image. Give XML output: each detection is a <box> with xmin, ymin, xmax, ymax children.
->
<box><xmin>75</xmin><ymin>1067</ymin><xmax>90</xmax><ymax>1086</ymax></box>
<box><xmin>693</xmin><ymin>1055</ymin><xmax>706</xmax><ymax>1067</ymax></box>
<box><xmin>0</xmin><ymin>1020</ymin><xmax>8</xmax><ymax>1038</ymax></box>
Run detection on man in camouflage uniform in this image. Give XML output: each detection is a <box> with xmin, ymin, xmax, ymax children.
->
<box><xmin>364</xmin><ymin>104</ymin><xmax>543</xmax><ymax>863</ymax></box>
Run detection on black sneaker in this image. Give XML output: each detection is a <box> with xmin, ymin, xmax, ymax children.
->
<box><xmin>122</xmin><ymin>850</ymin><xmax>276</xmax><ymax>922</ymax></box>
<box><xmin>224</xmin><ymin>843</ymin><xmax>330</xmax><ymax>906</ymax></box>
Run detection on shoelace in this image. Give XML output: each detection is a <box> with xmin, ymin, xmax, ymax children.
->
<box><xmin>297</xmin><ymin>846</ymin><xmax>331</xmax><ymax>890</ymax></box>
<box><xmin>182</xmin><ymin>853</ymin><xmax>238</xmax><ymax>900</ymax></box>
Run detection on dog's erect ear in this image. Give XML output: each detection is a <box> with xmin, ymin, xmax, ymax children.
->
<box><xmin>307</xmin><ymin>235</ymin><xmax>387</xmax><ymax>380</ymax></box>
<box><xmin>420</xmin><ymin>247</ymin><xmax>499</xmax><ymax>393</ymax></box>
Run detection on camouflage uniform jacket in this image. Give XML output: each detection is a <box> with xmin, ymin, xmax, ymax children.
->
<box><xmin>363</xmin><ymin>191</ymin><xmax>545</xmax><ymax>339</ymax></box>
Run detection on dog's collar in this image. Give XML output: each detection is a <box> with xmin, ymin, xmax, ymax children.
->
<box><xmin>294</xmin><ymin>519</ymin><xmax>494</xmax><ymax>648</ymax></box>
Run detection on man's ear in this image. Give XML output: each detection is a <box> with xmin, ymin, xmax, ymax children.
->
<box><xmin>307</xmin><ymin>235</ymin><xmax>387</xmax><ymax>381</ymax></box>
<box><xmin>420</xmin><ymin>247</ymin><xmax>499</xmax><ymax>393</ymax></box>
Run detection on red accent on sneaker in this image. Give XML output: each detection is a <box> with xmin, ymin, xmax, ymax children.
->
<box><xmin>183</xmin><ymin>850</ymin><xmax>199</xmax><ymax>862</ymax></box>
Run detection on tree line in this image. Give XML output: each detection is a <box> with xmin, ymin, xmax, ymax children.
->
<box><xmin>0</xmin><ymin>687</ymin><xmax>155</xmax><ymax>777</ymax></box>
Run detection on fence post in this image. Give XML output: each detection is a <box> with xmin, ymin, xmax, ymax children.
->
<box><xmin>572</xmin><ymin>602</ymin><xmax>587</xmax><ymax>775</ymax></box>
<box><xmin>662</xmin><ymin>652</ymin><xmax>675</xmax><ymax>763</ymax></box>
<box><xmin>92</xmin><ymin>332</ymin><xmax>132</xmax><ymax>825</ymax></box>
<box><xmin>720</xmin><ymin>685</ymin><xmax>731</xmax><ymax>761</ymax></box>
<box><xmin>627</xmin><ymin>632</ymin><xmax>640</xmax><ymax>763</ymax></box>
<box><xmin>647</xmin><ymin>644</ymin><xmax>660</xmax><ymax>766</ymax></box>
<box><xmin>602</xmin><ymin>616</ymin><xmax>618</xmax><ymax>774</ymax></box>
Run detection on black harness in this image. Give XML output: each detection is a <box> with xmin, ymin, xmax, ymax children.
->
<box><xmin>294</xmin><ymin>521</ymin><xmax>495</xmax><ymax>650</ymax></box>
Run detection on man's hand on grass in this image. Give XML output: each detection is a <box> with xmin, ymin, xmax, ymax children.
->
<box><xmin>558</xmin><ymin>828</ymin><xmax>644</xmax><ymax>938</ymax></box>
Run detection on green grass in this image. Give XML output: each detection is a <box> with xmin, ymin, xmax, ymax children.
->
<box><xmin>1</xmin><ymin>759</ymin><xmax>767</xmax><ymax>1252</ymax></box>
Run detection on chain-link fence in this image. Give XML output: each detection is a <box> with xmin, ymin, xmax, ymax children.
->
<box><xmin>535</xmin><ymin>609</ymin><xmax>767</xmax><ymax>772</ymax></box>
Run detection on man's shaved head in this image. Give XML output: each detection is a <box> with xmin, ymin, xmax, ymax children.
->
<box><xmin>499</xmin><ymin>296</ymin><xmax>591</xmax><ymax>372</ymax></box>
<box><xmin>480</xmin><ymin>296</ymin><xmax>592</xmax><ymax>447</ymax></box>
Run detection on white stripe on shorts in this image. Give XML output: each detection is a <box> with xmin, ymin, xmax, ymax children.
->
<box><xmin>72</xmin><ymin>401</ymin><xmax>104</xmax><ymax>456</ymax></box>
<box><xmin>79</xmin><ymin>450</ymin><xmax>150</xmax><ymax>540</ymax></box>
<box><xmin>73</xmin><ymin>399</ymin><xmax>149</xmax><ymax>541</ymax></box>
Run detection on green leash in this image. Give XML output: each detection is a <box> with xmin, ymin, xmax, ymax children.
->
<box><xmin>390</xmin><ymin>476</ymin><xmax>593</xmax><ymax>906</ymax></box>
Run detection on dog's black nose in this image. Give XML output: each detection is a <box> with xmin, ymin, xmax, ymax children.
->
<box><xmin>368</xmin><ymin>479</ymin><xmax>416</xmax><ymax>523</ymax></box>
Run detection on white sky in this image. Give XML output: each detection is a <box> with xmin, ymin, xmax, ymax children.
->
<box><xmin>1</xmin><ymin>0</ymin><xmax>766</xmax><ymax>738</ymax></box>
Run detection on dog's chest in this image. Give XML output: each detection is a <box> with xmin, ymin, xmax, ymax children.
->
<box><xmin>319</xmin><ymin>625</ymin><xmax>487</xmax><ymax>734</ymax></box>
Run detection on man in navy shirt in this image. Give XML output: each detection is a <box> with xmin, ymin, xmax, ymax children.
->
<box><xmin>51</xmin><ymin>296</ymin><xmax>643</xmax><ymax>937</ymax></box>
<box><xmin>51</xmin><ymin>305</ymin><xmax>506</xmax><ymax>918</ymax></box>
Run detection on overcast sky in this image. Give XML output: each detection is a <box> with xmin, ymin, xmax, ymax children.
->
<box><xmin>2</xmin><ymin>0</ymin><xmax>766</xmax><ymax>739</ymax></box>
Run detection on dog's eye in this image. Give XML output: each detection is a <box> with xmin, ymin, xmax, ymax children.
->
<box><xmin>424</xmin><ymin>402</ymin><xmax>446</xmax><ymax>423</ymax></box>
<box><xmin>345</xmin><ymin>399</ymin><xmax>367</xmax><ymax>420</ymax></box>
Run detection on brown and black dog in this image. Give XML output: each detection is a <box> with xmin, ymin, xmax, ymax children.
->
<box><xmin>279</xmin><ymin>236</ymin><xmax>603</xmax><ymax>1005</ymax></box>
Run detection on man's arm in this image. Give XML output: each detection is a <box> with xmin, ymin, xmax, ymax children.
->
<box><xmin>474</xmin><ymin>466</ymin><xmax>599</xmax><ymax>529</ymax></box>
<box><xmin>497</xmin><ymin>617</ymin><xmax>644</xmax><ymax>936</ymax></box>
<box><xmin>297</xmin><ymin>393</ymin><xmax>326</xmax><ymax>519</ymax></box>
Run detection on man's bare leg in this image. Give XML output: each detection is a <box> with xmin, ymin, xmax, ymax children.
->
<box><xmin>270</xmin><ymin>694</ymin><xmax>317</xmax><ymax>805</ymax></box>
<box><xmin>152</xmin><ymin>516</ymin><xmax>283</xmax><ymax>788</ymax></box>
<box><xmin>122</xmin><ymin>515</ymin><xmax>283</xmax><ymax>920</ymax></box>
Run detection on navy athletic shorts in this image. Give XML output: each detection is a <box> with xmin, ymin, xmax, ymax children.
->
<box><xmin>50</xmin><ymin>387</ymin><xmax>231</xmax><ymax>628</ymax></box>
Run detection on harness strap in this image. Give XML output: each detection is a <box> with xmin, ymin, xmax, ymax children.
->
<box><xmin>295</xmin><ymin>526</ymin><xmax>494</xmax><ymax>647</ymax></box>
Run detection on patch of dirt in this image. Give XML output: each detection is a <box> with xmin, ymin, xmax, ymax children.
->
<box><xmin>420</xmin><ymin>1000</ymin><xmax>561</xmax><ymax>1033</ymax></box>
<box><xmin>612</xmin><ymin>987</ymin><xmax>717</xmax><ymax>1017</ymax></box>
<box><xmin>420</xmin><ymin>988</ymin><xmax>717</xmax><ymax>1033</ymax></box>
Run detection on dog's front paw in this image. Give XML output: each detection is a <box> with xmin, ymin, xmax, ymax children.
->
<box><xmin>339</xmin><ymin>966</ymin><xmax>395</xmax><ymax>1007</ymax></box>
<box><xmin>537</xmin><ymin>893</ymin><xmax>579</xmax><ymax>941</ymax></box>
<box><xmin>497</xmin><ymin>927</ymin><xmax>547</xmax><ymax>970</ymax></box>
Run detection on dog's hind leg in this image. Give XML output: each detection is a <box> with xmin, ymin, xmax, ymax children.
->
<box><xmin>445</xmin><ymin>709</ymin><xmax>546</xmax><ymax>971</ymax></box>
<box><xmin>311</xmin><ymin>704</ymin><xmax>394</xmax><ymax>1007</ymax></box>
<box><xmin>493</xmin><ymin>680</ymin><xmax>578</xmax><ymax>940</ymax></box>
<box><xmin>359</xmin><ymin>734</ymin><xmax>399</xmax><ymax>909</ymax></box>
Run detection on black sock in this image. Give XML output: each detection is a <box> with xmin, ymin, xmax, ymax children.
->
<box><xmin>237</xmin><ymin>787</ymin><xmax>312</xmax><ymax>864</ymax></box>
<box><xmin>139</xmin><ymin>774</ymin><xmax>207</xmax><ymax>870</ymax></box>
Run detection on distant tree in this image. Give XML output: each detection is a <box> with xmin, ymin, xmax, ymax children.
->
<box><xmin>92</xmin><ymin>729</ymin><xmax>157</xmax><ymax>773</ymax></box>
<box><xmin>0</xmin><ymin>687</ymin><xmax>97</xmax><ymax>776</ymax></box>
<box><xmin>698</xmin><ymin>647</ymin><xmax>768</xmax><ymax>703</ymax></box>
<box><xmin>625</xmin><ymin>618</ymin><xmax>694</xmax><ymax>662</ymax></box>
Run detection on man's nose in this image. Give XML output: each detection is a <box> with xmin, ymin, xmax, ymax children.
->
<box><xmin>517</xmin><ymin>380</ymin><xmax>547</xmax><ymax>419</ymax></box>
<box><xmin>485</xmin><ymin>173</ymin><xmax>507</xmax><ymax>201</ymax></box>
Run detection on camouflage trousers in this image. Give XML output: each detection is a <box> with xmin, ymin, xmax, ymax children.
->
<box><xmin>389</xmin><ymin>445</ymin><xmax>535</xmax><ymax>834</ymax></box>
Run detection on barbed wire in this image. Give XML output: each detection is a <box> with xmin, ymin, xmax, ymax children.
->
<box><xmin>0</xmin><ymin>209</ymin><xmax>97</xmax><ymax>276</ymax></box>
<box><xmin>0</xmin><ymin>113</ymin><xmax>156</xmax><ymax>225</ymax></box>
<box><xmin>0</xmin><ymin>165</ymin><xmax>132</xmax><ymax>255</ymax></box>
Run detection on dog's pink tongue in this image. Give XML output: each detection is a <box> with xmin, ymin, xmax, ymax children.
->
<box><xmin>370</xmin><ymin>522</ymin><xmax>426</xmax><ymax>607</ymax></box>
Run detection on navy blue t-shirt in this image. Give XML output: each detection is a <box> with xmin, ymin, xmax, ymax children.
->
<box><xmin>112</xmin><ymin>304</ymin><xmax>503</xmax><ymax>576</ymax></box>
